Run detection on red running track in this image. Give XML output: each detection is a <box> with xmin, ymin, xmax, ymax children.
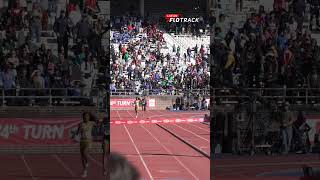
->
<box><xmin>111</xmin><ymin>110</ymin><xmax>210</xmax><ymax>180</ymax></box>
<box><xmin>0</xmin><ymin>154</ymin><xmax>106</xmax><ymax>180</ymax></box>
<box><xmin>213</xmin><ymin>154</ymin><xmax>320</xmax><ymax>180</ymax></box>
<box><xmin>110</xmin><ymin>110</ymin><xmax>209</xmax><ymax>121</ymax></box>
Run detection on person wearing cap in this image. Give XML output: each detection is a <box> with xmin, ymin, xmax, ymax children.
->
<box><xmin>281</xmin><ymin>102</ymin><xmax>294</xmax><ymax>154</ymax></box>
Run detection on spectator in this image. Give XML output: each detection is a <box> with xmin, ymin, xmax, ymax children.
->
<box><xmin>32</xmin><ymin>70</ymin><xmax>45</xmax><ymax>89</ymax></box>
<box><xmin>281</xmin><ymin>102</ymin><xmax>294</xmax><ymax>154</ymax></box>
<box><xmin>54</xmin><ymin>10</ymin><xmax>69</xmax><ymax>58</ymax></box>
<box><xmin>1</xmin><ymin>65</ymin><xmax>16</xmax><ymax>93</ymax></box>
<box><xmin>81</xmin><ymin>55</ymin><xmax>95</xmax><ymax>96</ymax></box>
<box><xmin>0</xmin><ymin>0</ymin><xmax>108</xmax><ymax>106</ymax></box>
<box><xmin>31</xmin><ymin>3</ymin><xmax>42</xmax><ymax>43</ymax></box>
<box><xmin>76</xmin><ymin>15</ymin><xmax>91</xmax><ymax>43</ymax></box>
<box><xmin>111</xmin><ymin>16</ymin><xmax>210</xmax><ymax>97</ymax></box>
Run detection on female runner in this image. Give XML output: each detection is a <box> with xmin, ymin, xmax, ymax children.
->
<box><xmin>76</xmin><ymin>112</ymin><xmax>97</xmax><ymax>178</ymax></box>
<box><xmin>134</xmin><ymin>97</ymin><xmax>140</xmax><ymax>118</ymax></box>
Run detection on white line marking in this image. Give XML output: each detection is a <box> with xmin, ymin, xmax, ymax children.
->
<box><xmin>116</xmin><ymin>110</ymin><xmax>121</xmax><ymax>120</ymax></box>
<box><xmin>21</xmin><ymin>155</ymin><xmax>37</xmax><ymax>180</ymax></box>
<box><xmin>140</xmin><ymin>124</ymin><xmax>200</xmax><ymax>180</ymax></box>
<box><xmin>88</xmin><ymin>155</ymin><xmax>103</xmax><ymax>167</ymax></box>
<box><xmin>150</xmin><ymin>111</ymin><xmax>208</xmax><ymax>119</ymax></box>
<box><xmin>124</xmin><ymin>125</ymin><xmax>154</xmax><ymax>180</ymax></box>
<box><xmin>158</xmin><ymin>170</ymin><xmax>180</xmax><ymax>173</ymax></box>
<box><xmin>53</xmin><ymin>154</ymin><xmax>76</xmax><ymax>177</ymax></box>
<box><xmin>173</xmin><ymin>124</ymin><xmax>210</xmax><ymax>142</ymax></box>
<box><xmin>184</xmin><ymin>123</ymin><xmax>210</xmax><ymax>132</ymax></box>
<box><xmin>53</xmin><ymin>155</ymin><xmax>77</xmax><ymax>178</ymax></box>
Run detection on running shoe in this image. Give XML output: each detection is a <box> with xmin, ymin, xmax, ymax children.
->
<box><xmin>81</xmin><ymin>170</ymin><xmax>87</xmax><ymax>178</ymax></box>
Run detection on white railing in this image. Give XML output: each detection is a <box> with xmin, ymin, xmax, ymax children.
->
<box><xmin>0</xmin><ymin>88</ymin><xmax>103</xmax><ymax>106</ymax></box>
<box><xmin>110</xmin><ymin>88</ymin><xmax>210</xmax><ymax>96</ymax></box>
<box><xmin>212</xmin><ymin>87</ymin><xmax>320</xmax><ymax>104</ymax></box>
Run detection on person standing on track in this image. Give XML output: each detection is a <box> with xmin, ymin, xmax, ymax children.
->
<box><xmin>141</xmin><ymin>97</ymin><xmax>147</xmax><ymax>112</ymax></box>
<box><xmin>133</xmin><ymin>97</ymin><xmax>140</xmax><ymax>118</ymax></box>
<box><xmin>102</xmin><ymin>116</ymin><xmax>109</xmax><ymax>176</ymax></box>
<box><xmin>76</xmin><ymin>112</ymin><xmax>97</xmax><ymax>178</ymax></box>
<box><xmin>281</xmin><ymin>102</ymin><xmax>294</xmax><ymax>154</ymax></box>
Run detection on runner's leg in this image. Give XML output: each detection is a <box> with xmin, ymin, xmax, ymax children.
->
<box><xmin>103</xmin><ymin>141</ymin><xmax>109</xmax><ymax>175</ymax></box>
<box><xmin>135</xmin><ymin>107</ymin><xmax>138</xmax><ymax>118</ymax></box>
<box><xmin>80</xmin><ymin>143</ymin><xmax>89</xmax><ymax>177</ymax></box>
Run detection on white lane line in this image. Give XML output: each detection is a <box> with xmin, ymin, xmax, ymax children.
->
<box><xmin>88</xmin><ymin>155</ymin><xmax>103</xmax><ymax>167</ymax></box>
<box><xmin>124</xmin><ymin>124</ymin><xmax>154</xmax><ymax>180</ymax></box>
<box><xmin>173</xmin><ymin>124</ymin><xmax>210</xmax><ymax>142</ymax></box>
<box><xmin>140</xmin><ymin>124</ymin><xmax>200</xmax><ymax>180</ymax></box>
<box><xmin>53</xmin><ymin>155</ymin><xmax>77</xmax><ymax>178</ymax></box>
<box><xmin>116</xmin><ymin>110</ymin><xmax>121</xmax><ymax>119</ymax></box>
<box><xmin>21</xmin><ymin>155</ymin><xmax>37</xmax><ymax>180</ymax></box>
<box><xmin>148</xmin><ymin>112</ymin><xmax>208</xmax><ymax>119</ymax></box>
<box><xmin>183</xmin><ymin>123</ymin><xmax>210</xmax><ymax>133</ymax></box>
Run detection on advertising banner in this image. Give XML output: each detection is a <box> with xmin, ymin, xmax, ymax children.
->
<box><xmin>0</xmin><ymin>118</ymin><xmax>103</xmax><ymax>145</ymax></box>
<box><xmin>110</xmin><ymin>98</ymin><xmax>156</xmax><ymax>108</ymax></box>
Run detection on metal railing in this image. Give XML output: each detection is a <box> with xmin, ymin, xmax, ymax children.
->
<box><xmin>110</xmin><ymin>88</ymin><xmax>210</xmax><ymax>96</ymax></box>
<box><xmin>212</xmin><ymin>87</ymin><xmax>320</xmax><ymax>104</ymax></box>
<box><xmin>0</xmin><ymin>88</ymin><xmax>104</xmax><ymax>106</ymax></box>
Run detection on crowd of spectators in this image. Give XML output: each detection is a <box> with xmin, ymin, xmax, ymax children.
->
<box><xmin>210</xmin><ymin>0</ymin><xmax>320</xmax><ymax>156</ymax></box>
<box><xmin>110</xmin><ymin>16</ymin><xmax>210</xmax><ymax>96</ymax></box>
<box><xmin>211</xmin><ymin>0</ymin><xmax>320</xmax><ymax>92</ymax></box>
<box><xmin>0</xmin><ymin>0</ymin><xmax>109</xmax><ymax>105</ymax></box>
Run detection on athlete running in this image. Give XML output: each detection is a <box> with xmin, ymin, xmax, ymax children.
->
<box><xmin>102</xmin><ymin>116</ymin><xmax>109</xmax><ymax>176</ymax></box>
<box><xmin>76</xmin><ymin>112</ymin><xmax>97</xmax><ymax>178</ymax></box>
<box><xmin>133</xmin><ymin>97</ymin><xmax>140</xmax><ymax>118</ymax></box>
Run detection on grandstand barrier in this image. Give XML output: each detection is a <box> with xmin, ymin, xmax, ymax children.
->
<box><xmin>0</xmin><ymin>88</ymin><xmax>102</xmax><ymax>106</ymax></box>
<box><xmin>110</xmin><ymin>95</ymin><xmax>210</xmax><ymax>110</ymax></box>
<box><xmin>110</xmin><ymin>89</ymin><xmax>210</xmax><ymax>96</ymax></box>
<box><xmin>110</xmin><ymin>96</ymin><xmax>175</xmax><ymax>110</ymax></box>
<box><xmin>211</xmin><ymin>87</ymin><xmax>320</xmax><ymax>104</ymax></box>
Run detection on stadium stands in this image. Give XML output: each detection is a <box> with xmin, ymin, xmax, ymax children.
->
<box><xmin>0</xmin><ymin>0</ymin><xmax>109</xmax><ymax>106</ymax></box>
<box><xmin>110</xmin><ymin>16</ymin><xmax>210</xmax><ymax>98</ymax></box>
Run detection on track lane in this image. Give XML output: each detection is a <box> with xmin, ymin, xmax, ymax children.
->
<box><xmin>126</xmin><ymin>124</ymin><xmax>198</xmax><ymax>179</ymax></box>
<box><xmin>0</xmin><ymin>155</ymin><xmax>31</xmax><ymax>180</ymax></box>
<box><xmin>213</xmin><ymin>154</ymin><xmax>320</xmax><ymax>178</ymax></box>
<box><xmin>161</xmin><ymin>123</ymin><xmax>210</xmax><ymax>156</ymax></box>
<box><xmin>141</xmin><ymin>124</ymin><xmax>210</xmax><ymax>179</ymax></box>
<box><xmin>111</xmin><ymin>124</ymin><xmax>152</xmax><ymax>179</ymax></box>
<box><xmin>22</xmin><ymin>154</ymin><xmax>75</xmax><ymax>180</ymax></box>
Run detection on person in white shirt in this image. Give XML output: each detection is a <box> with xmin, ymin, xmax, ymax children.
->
<box><xmin>81</xmin><ymin>57</ymin><xmax>95</xmax><ymax>96</ymax></box>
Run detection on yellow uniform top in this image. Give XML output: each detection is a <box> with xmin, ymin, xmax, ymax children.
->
<box><xmin>135</xmin><ymin>100</ymin><xmax>139</xmax><ymax>107</ymax></box>
<box><xmin>80</xmin><ymin>121</ymin><xmax>95</xmax><ymax>142</ymax></box>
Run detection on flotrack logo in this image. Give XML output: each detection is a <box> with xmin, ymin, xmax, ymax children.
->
<box><xmin>165</xmin><ymin>14</ymin><xmax>200</xmax><ymax>23</ymax></box>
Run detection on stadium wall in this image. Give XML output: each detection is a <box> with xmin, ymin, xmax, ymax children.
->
<box><xmin>110</xmin><ymin>95</ymin><xmax>180</xmax><ymax>110</ymax></box>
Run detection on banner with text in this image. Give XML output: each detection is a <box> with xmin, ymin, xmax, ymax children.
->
<box><xmin>0</xmin><ymin>118</ymin><xmax>103</xmax><ymax>145</ymax></box>
<box><xmin>110</xmin><ymin>98</ymin><xmax>156</xmax><ymax>108</ymax></box>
